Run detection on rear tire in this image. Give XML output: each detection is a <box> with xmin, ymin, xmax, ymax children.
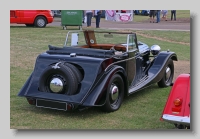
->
<box><xmin>64</xmin><ymin>63</ymin><xmax>83</xmax><ymax>83</ymax></box>
<box><xmin>101</xmin><ymin>74</ymin><xmax>124</xmax><ymax>112</ymax></box>
<box><xmin>158</xmin><ymin>59</ymin><xmax>174</xmax><ymax>87</ymax></box>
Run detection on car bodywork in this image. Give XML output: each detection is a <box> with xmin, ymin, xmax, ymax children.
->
<box><xmin>10</xmin><ymin>10</ymin><xmax>54</xmax><ymax>27</ymax></box>
<box><xmin>134</xmin><ymin>10</ymin><xmax>150</xmax><ymax>16</ymax></box>
<box><xmin>160</xmin><ymin>73</ymin><xmax>190</xmax><ymax>129</ymax></box>
<box><xmin>18</xmin><ymin>30</ymin><xmax>178</xmax><ymax>112</ymax></box>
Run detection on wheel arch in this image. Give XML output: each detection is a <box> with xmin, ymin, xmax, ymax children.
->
<box><xmin>81</xmin><ymin>65</ymin><xmax>128</xmax><ymax>107</ymax></box>
<box><xmin>34</xmin><ymin>15</ymin><xmax>48</xmax><ymax>23</ymax></box>
<box><xmin>147</xmin><ymin>51</ymin><xmax>178</xmax><ymax>85</ymax></box>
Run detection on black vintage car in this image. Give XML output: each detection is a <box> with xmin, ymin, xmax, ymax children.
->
<box><xmin>18</xmin><ymin>30</ymin><xmax>178</xmax><ymax>112</ymax></box>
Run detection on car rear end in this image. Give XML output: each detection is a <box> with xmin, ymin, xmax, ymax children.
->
<box><xmin>161</xmin><ymin>74</ymin><xmax>190</xmax><ymax>129</ymax></box>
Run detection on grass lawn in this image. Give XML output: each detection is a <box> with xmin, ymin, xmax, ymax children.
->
<box><xmin>10</xmin><ymin>25</ymin><xmax>190</xmax><ymax>129</ymax></box>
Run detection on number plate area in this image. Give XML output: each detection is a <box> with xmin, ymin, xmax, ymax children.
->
<box><xmin>36</xmin><ymin>99</ymin><xmax>67</xmax><ymax>111</ymax></box>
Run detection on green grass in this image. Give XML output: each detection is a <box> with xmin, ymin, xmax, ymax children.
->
<box><xmin>10</xmin><ymin>26</ymin><xmax>190</xmax><ymax>129</ymax></box>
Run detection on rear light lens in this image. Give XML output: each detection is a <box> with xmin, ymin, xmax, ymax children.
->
<box><xmin>67</xmin><ymin>103</ymin><xmax>74</xmax><ymax>110</ymax></box>
<box><xmin>171</xmin><ymin>98</ymin><xmax>183</xmax><ymax>114</ymax></box>
<box><xmin>173</xmin><ymin>98</ymin><xmax>182</xmax><ymax>106</ymax></box>
<box><xmin>27</xmin><ymin>98</ymin><xmax>36</xmax><ymax>105</ymax></box>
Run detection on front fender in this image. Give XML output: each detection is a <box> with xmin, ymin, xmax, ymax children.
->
<box><xmin>82</xmin><ymin>65</ymin><xmax>127</xmax><ymax>106</ymax></box>
<box><xmin>148</xmin><ymin>51</ymin><xmax>178</xmax><ymax>84</ymax></box>
<box><xmin>129</xmin><ymin>51</ymin><xmax>178</xmax><ymax>94</ymax></box>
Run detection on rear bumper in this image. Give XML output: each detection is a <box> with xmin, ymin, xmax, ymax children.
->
<box><xmin>162</xmin><ymin>114</ymin><xmax>190</xmax><ymax>125</ymax></box>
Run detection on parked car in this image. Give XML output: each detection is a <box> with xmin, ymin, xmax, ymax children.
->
<box><xmin>10</xmin><ymin>10</ymin><xmax>54</xmax><ymax>28</ymax></box>
<box><xmin>160</xmin><ymin>73</ymin><xmax>190</xmax><ymax>129</ymax></box>
<box><xmin>18</xmin><ymin>30</ymin><xmax>177</xmax><ymax>112</ymax></box>
<box><xmin>134</xmin><ymin>10</ymin><xmax>150</xmax><ymax>16</ymax></box>
<box><xmin>51</xmin><ymin>10</ymin><xmax>61</xmax><ymax>17</ymax></box>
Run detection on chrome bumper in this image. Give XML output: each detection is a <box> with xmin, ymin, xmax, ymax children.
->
<box><xmin>162</xmin><ymin>114</ymin><xmax>190</xmax><ymax>125</ymax></box>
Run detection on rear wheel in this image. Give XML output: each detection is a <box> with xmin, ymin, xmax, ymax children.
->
<box><xmin>101</xmin><ymin>74</ymin><xmax>124</xmax><ymax>112</ymax></box>
<box><xmin>158</xmin><ymin>59</ymin><xmax>174</xmax><ymax>87</ymax></box>
<box><xmin>174</xmin><ymin>124</ymin><xmax>190</xmax><ymax>129</ymax></box>
<box><xmin>39</xmin><ymin>62</ymin><xmax>78</xmax><ymax>95</ymax></box>
<box><xmin>34</xmin><ymin>16</ymin><xmax>47</xmax><ymax>28</ymax></box>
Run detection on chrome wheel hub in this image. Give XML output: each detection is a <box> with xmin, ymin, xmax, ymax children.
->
<box><xmin>50</xmin><ymin>78</ymin><xmax>63</xmax><ymax>93</ymax></box>
<box><xmin>37</xmin><ymin>19</ymin><xmax>45</xmax><ymax>27</ymax></box>
<box><xmin>165</xmin><ymin>67</ymin><xmax>171</xmax><ymax>82</ymax></box>
<box><xmin>110</xmin><ymin>84</ymin><xmax>119</xmax><ymax>101</ymax></box>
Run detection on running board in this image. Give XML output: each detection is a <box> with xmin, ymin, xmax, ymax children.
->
<box><xmin>128</xmin><ymin>75</ymin><xmax>149</xmax><ymax>93</ymax></box>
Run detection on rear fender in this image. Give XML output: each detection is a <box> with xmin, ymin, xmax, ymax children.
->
<box><xmin>18</xmin><ymin>72</ymin><xmax>33</xmax><ymax>96</ymax></box>
<box><xmin>82</xmin><ymin>65</ymin><xmax>128</xmax><ymax>106</ymax></box>
<box><xmin>161</xmin><ymin>74</ymin><xmax>190</xmax><ymax>123</ymax></box>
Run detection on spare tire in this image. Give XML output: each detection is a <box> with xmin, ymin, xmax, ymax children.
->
<box><xmin>64</xmin><ymin>63</ymin><xmax>83</xmax><ymax>83</ymax></box>
<box><xmin>39</xmin><ymin>62</ymin><xmax>78</xmax><ymax>95</ymax></box>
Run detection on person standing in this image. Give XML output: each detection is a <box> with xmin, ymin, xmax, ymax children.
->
<box><xmin>162</xmin><ymin>10</ymin><xmax>168</xmax><ymax>21</ymax></box>
<box><xmin>94</xmin><ymin>10</ymin><xmax>102</xmax><ymax>28</ymax></box>
<box><xmin>149</xmin><ymin>10</ymin><xmax>156</xmax><ymax>23</ymax></box>
<box><xmin>156</xmin><ymin>10</ymin><xmax>161</xmax><ymax>23</ymax></box>
<box><xmin>171</xmin><ymin>10</ymin><xmax>176</xmax><ymax>21</ymax></box>
<box><xmin>85</xmin><ymin>10</ymin><xmax>94</xmax><ymax>27</ymax></box>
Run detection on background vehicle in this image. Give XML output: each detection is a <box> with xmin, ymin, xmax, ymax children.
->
<box><xmin>51</xmin><ymin>10</ymin><xmax>61</xmax><ymax>17</ymax></box>
<box><xmin>10</xmin><ymin>10</ymin><xmax>54</xmax><ymax>27</ymax></box>
<box><xmin>134</xmin><ymin>10</ymin><xmax>150</xmax><ymax>16</ymax></box>
<box><xmin>160</xmin><ymin>74</ymin><xmax>190</xmax><ymax>129</ymax></box>
<box><xmin>18</xmin><ymin>30</ymin><xmax>177</xmax><ymax>113</ymax></box>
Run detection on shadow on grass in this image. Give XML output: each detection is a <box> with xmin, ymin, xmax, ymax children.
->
<box><xmin>10</xmin><ymin>25</ymin><xmax>82</xmax><ymax>31</ymax></box>
<box><xmin>20</xmin><ymin>83</ymin><xmax>165</xmax><ymax>119</ymax></box>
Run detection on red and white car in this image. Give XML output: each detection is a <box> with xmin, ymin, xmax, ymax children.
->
<box><xmin>160</xmin><ymin>73</ymin><xmax>190</xmax><ymax>129</ymax></box>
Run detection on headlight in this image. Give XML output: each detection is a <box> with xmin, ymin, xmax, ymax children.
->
<box><xmin>50</xmin><ymin>11</ymin><xmax>54</xmax><ymax>17</ymax></box>
<box><xmin>150</xmin><ymin>45</ymin><xmax>161</xmax><ymax>55</ymax></box>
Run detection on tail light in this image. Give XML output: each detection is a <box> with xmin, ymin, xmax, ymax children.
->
<box><xmin>173</xmin><ymin>98</ymin><xmax>182</xmax><ymax>106</ymax></box>
<box><xmin>67</xmin><ymin>103</ymin><xmax>74</xmax><ymax>110</ymax></box>
<box><xmin>172</xmin><ymin>98</ymin><xmax>182</xmax><ymax>114</ymax></box>
<box><xmin>27</xmin><ymin>98</ymin><xmax>36</xmax><ymax>105</ymax></box>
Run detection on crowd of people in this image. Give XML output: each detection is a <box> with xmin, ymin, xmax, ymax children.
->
<box><xmin>149</xmin><ymin>10</ymin><xmax>176</xmax><ymax>23</ymax></box>
<box><xmin>83</xmin><ymin>10</ymin><xmax>177</xmax><ymax>28</ymax></box>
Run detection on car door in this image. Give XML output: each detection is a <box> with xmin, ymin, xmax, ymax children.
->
<box><xmin>20</xmin><ymin>10</ymin><xmax>36</xmax><ymax>23</ymax></box>
<box><xmin>126</xmin><ymin>34</ymin><xmax>139</xmax><ymax>86</ymax></box>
